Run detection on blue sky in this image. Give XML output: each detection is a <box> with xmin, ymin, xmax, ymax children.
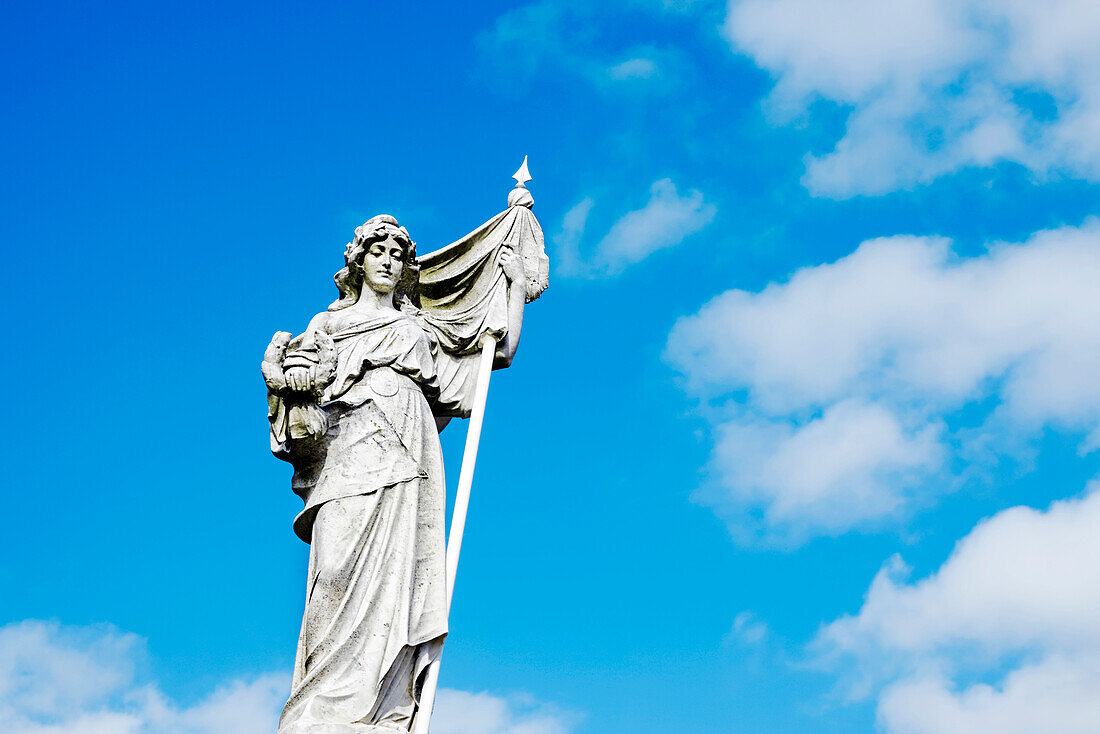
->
<box><xmin>3</xmin><ymin>1</ymin><xmax>1100</xmax><ymax>733</ymax></box>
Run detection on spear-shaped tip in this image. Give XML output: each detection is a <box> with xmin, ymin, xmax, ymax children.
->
<box><xmin>512</xmin><ymin>155</ymin><xmax>532</xmax><ymax>189</ymax></box>
<box><xmin>507</xmin><ymin>155</ymin><xmax>534</xmax><ymax>209</ymax></box>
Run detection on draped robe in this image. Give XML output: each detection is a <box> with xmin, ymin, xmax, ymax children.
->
<box><xmin>270</xmin><ymin>200</ymin><xmax>548</xmax><ymax>733</ymax></box>
<box><xmin>277</xmin><ymin>312</ymin><xmax>474</xmax><ymax>734</ymax></box>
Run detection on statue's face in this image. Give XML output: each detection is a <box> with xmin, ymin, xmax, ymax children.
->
<box><xmin>362</xmin><ymin>233</ymin><xmax>406</xmax><ymax>296</ymax></box>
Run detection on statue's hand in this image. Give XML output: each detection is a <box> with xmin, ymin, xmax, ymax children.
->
<box><xmin>281</xmin><ymin>331</ymin><xmax>336</xmax><ymax>397</ymax></box>
<box><xmin>284</xmin><ymin>366</ymin><xmax>314</xmax><ymax>394</ymax></box>
<box><xmin>498</xmin><ymin>244</ymin><xmax>525</xmax><ymax>284</ymax></box>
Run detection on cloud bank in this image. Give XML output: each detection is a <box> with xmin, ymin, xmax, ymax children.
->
<box><xmin>0</xmin><ymin>620</ymin><xmax>285</xmax><ymax>734</ymax></box>
<box><xmin>0</xmin><ymin>621</ymin><xmax>577</xmax><ymax>734</ymax></box>
<box><xmin>725</xmin><ymin>0</ymin><xmax>1100</xmax><ymax>196</ymax></box>
<box><xmin>668</xmin><ymin>219</ymin><xmax>1100</xmax><ymax>541</ymax></box>
<box><xmin>815</xmin><ymin>484</ymin><xmax>1100</xmax><ymax>734</ymax></box>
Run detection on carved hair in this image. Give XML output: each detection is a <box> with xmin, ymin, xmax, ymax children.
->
<box><xmin>329</xmin><ymin>214</ymin><xmax>420</xmax><ymax>311</ymax></box>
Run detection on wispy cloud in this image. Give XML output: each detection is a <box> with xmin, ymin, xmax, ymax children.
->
<box><xmin>478</xmin><ymin>2</ymin><xmax>684</xmax><ymax>89</ymax></box>
<box><xmin>724</xmin><ymin>611</ymin><xmax>769</xmax><ymax>646</ymax></box>
<box><xmin>557</xmin><ymin>179</ymin><xmax>716</xmax><ymax>278</ymax></box>
<box><xmin>668</xmin><ymin>219</ymin><xmax>1100</xmax><ymax>542</ymax></box>
<box><xmin>552</xmin><ymin>197</ymin><xmax>595</xmax><ymax>276</ymax></box>
<box><xmin>725</xmin><ymin>0</ymin><xmax>1100</xmax><ymax>196</ymax></box>
<box><xmin>608</xmin><ymin>57</ymin><xmax>659</xmax><ymax>80</ymax></box>
<box><xmin>594</xmin><ymin>179</ymin><xmax>716</xmax><ymax>272</ymax></box>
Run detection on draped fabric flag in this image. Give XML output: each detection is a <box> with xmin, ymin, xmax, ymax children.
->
<box><xmin>418</xmin><ymin>201</ymin><xmax>549</xmax><ymax>354</ymax></box>
<box><xmin>413</xmin><ymin>196</ymin><xmax>548</xmax><ymax>418</ymax></box>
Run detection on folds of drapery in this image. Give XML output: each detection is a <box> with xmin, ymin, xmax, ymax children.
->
<box><xmin>414</xmin><ymin>203</ymin><xmax>548</xmax><ymax>417</ymax></box>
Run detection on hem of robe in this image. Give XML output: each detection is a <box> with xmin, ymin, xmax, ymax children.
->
<box><xmin>411</xmin><ymin>635</ymin><xmax>446</xmax><ymax>705</ymax></box>
<box><xmin>280</xmin><ymin>636</ymin><xmax>447</xmax><ymax>734</ymax></box>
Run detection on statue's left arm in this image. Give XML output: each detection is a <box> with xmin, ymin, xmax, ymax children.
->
<box><xmin>434</xmin><ymin>244</ymin><xmax>524</xmax><ymax>433</ymax></box>
<box><xmin>494</xmin><ymin>243</ymin><xmax>526</xmax><ymax>369</ymax></box>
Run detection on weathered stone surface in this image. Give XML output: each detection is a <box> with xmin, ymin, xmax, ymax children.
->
<box><xmin>262</xmin><ymin>172</ymin><xmax>546</xmax><ymax>733</ymax></box>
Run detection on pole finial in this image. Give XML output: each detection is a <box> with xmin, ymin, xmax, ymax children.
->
<box><xmin>507</xmin><ymin>155</ymin><xmax>534</xmax><ymax>208</ymax></box>
<box><xmin>512</xmin><ymin>155</ymin><xmax>532</xmax><ymax>189</ymax></box>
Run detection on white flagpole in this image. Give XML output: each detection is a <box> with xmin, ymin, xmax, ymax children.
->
<box><xmin>413</xmin><ymin>334</ymin><xmax>498</xmax><ymax>734</ymax></box>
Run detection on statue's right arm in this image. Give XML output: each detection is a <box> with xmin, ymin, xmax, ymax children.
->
<box><xmin>263</xmin><ymin>316</ymin><xmax>338</xmax><ymax>457</ymax></box>
<box><xmin>283</xmin><ymin>313</ymin><xmax>333</xmax><ymax>391</ymax></box>
<box><xmin>262</xmin><ymin>311</ymin><xmax>329</xmax><ymax>387</ymax></box>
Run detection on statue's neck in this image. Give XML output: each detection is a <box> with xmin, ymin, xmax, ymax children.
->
<box><xmin>351</xmin><ymin>288</ymin><xmax>396</xmax><ymax>313</ymax></box>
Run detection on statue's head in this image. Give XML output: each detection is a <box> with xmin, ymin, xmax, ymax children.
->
<box><xmin>329</xmin><ymin>215</ymin><xmax>420</xmax><ymax>311</ymax></box>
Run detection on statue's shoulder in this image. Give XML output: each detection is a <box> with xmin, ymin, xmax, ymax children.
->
<box><xmin>322</xmin><ymin>309</ymin><xmax>378</xmax><ymax>336</ymax></box>
<box><xmin>303</xmin><ymin>310</ymin><xmax>335</xmax><ymax>335</ymax></box>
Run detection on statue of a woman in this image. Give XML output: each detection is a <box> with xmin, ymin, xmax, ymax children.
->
<box><xmin>261</xmin><ymin>212</ymin><xmax>531</xmax><ymax>733</ymax></box>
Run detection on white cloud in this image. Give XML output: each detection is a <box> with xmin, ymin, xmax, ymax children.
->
<box><xmin>724</xmin><ymin>611</ymin><xmax>769</xmax><ymax>646</ymax></box>
<box><xmin>668</xmin><ymin>219</ymin><xmax>1100</xmax><ymax>540</ymax></box>
<box><xmin>724</xmin><ymin>0</ymin><xmax>1100</xmax><ymax>196</ymax></box>
<box><xmin>552</xmin><ymin>197</ymin><xmax>595</xmax><ymax>276</ymax></box>
<box><xmin>671</xmin><ymin>220</ymin><xmax>1100</xmax><ymax>424</ymax></box>
<box><xmin>815</xmin><ymin>484</ymin><xmax>1100</xmax><ymax>734</ymax></box>
<box><xmin>434</xmin><ymin>689</ymin><xmax>579</xmax><ymax>734</ymax></box>
<box><xmin>703</xmin><ymin>401</ymin><xmax>943</xmax><ymax>540</ymax></box>
<box><xmin>0</xmin><ymin>620</ymin><xmax>285</xmax><ymax>734</ymax></box>
<box><xmin>0</xmin><ymin>621</ymin><xmax>577</xmax><ymax>734</ymax></box>
<box><xmin>821</xmin><ymin>487</ymin><xmax>1100</xmax><ymax>657</ymax></box>
<box><xmin>594</xmin><ymin>178</ymin><xmax>715</xmax><ymax>273</ymax></box>
<box><xmin>877</xmin><ymin>657</ymin><xmax>1100</xmax><ymax>734</ymax></box>
<box><xmin>608</xmin><ymin>57</ymin><xmax>659</xmax><ymax>80</ymax></box>
<box><xmin>554</xmin><ymin>179</ymin><xmax>716</xmax><ymax>277</ymax></box>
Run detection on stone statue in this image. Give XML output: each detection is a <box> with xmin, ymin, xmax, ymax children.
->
<box><xmin>261</xmin><ymin>165</ymin><xmax>548</xmax><ymax>733</ymax></box>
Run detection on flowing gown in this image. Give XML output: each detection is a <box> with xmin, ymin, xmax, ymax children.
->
<box><xmin>271</xmin><ymin>199</ymin><xmax>548</xmax><ymax>733</ymax></box>
<box><xmin>276</xmin><ymin>311</ymin><xmax>474</xmax><ymax>734</ymax></box>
